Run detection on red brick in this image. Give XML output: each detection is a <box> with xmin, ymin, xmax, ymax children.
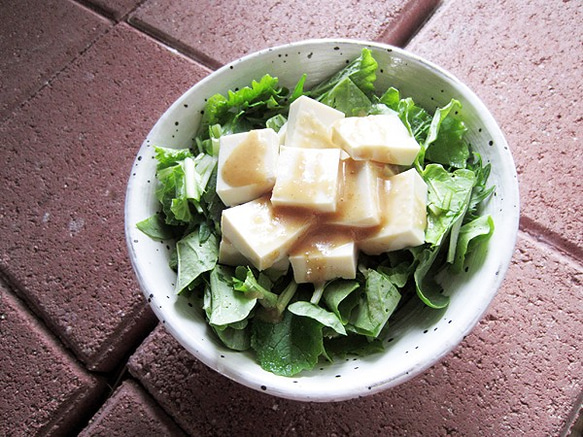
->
<box><xmin>127</xmin><ymin>235</ymin><xmax>582</xmax><ymax>436</ymax></box>
<box><xmin>0</xmin><ymin>0</ymin><xmax>111</xmax><ymax>121</ymax></box>
<box><xmin>0</xmin><ymin>279</ymin><xmax>106</xmax><ymax>436</ymax></box>
<box><xmin>83</xmin><ymin>0</ymin><xmax>143</xmax><ymax>20</ymax></box>
<box><xmin>0</xmin><ymin>23</ymin><xmax>212</xmax><ymax>372</ymax></box>
<box><xmin>407</xmin><ymin>0</ymin><xmax>583</xmax><ymax>259</ymax></box>
<box><xmin>79</xmin><ymin>379</ymin><xmax>187</xmax><ymax>436</ymax></box>
<box><xmin>129</xmin><ymin>0</ymin><xmax>439</xmax><ymax>67</ymax></box>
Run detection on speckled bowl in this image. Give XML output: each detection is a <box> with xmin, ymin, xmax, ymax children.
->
<box><xmin>125</xmin><ymin>39</ymin><xmax>519</xmax><ymax>402</ymax></box>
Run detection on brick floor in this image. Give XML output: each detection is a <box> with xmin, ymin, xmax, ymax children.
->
<box><xmin>407</xmin><ymin>0</ymin><xmax>583</xmax><ymax>260</ymax></box>
<box><xmin>0</xmin><ymin>22</ymin><xmax>211</xmax><ymax>372</ymax></box>
<box><xmin>129</xmin><ymin>0</ymin><xmax>440</xmax><ymax>67</ymax></box>
<box><xmin>79</xmin><ymin>379</ymin><xmax>187</xmax><ymax>436</ymax></box>
<box><xmin>0</xmin><ymin>279</ymin><xmax>106</xmax><ymax>436</ymax></box>
<box><xmin>127</xmin><ymin>234</ymin><xmax>582</xmax><ymax>436</ymax></box>
<box><xmin>0</xmin><ymin>0</ymin><xmax>111</xmax><ymax>121</ymax></box>
<box><xmin>0</xmin><ymin>0</ymin><xmax>581</xmax><ymax>435</ymax></box>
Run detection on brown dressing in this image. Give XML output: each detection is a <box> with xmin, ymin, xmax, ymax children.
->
<box><xmin>222</xmin><ymin>130</ymin><xmax>268</xmax><ymax>187</ymax></box>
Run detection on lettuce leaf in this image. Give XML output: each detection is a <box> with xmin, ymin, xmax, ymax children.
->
<box><xmin>310</xmin><ymin>48</ymin><xmax>378</xmax><ymax>100</ymax></box>
<box><xmin>175</xmin><ymin>231</ymin><xmax>218</xmax><ymax>293</ymax></box>
<box><xmin>251</xmin><ymin>309</ymin><xmax>325</xmax><ymax>377</ymax></box>
<box><xmin>348</xmin><ymin>269</ymin><xmax>401</xmax><ymax>337</ymax></box>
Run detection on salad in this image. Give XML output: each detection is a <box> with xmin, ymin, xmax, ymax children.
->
<box><xmin>137</xmin><ymin>49</ymin><xmax>495</xmax><ymax>377</ymax></box>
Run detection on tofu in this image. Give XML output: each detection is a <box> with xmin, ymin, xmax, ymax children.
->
<box><xmin>326</xmin><ymin>159</ymin><xmax>382</xmax><ymax>228</ymax></box>
<box><xmin>221</xmin><ymin>196</ymin><xmax>315</xmax><ymax>271</ymax></box>
<box><xmin>358</xmin><ymin>169</ymin><xmax>428</xmax><ymax>255</ymax></box>
<box><xmin>271</xmin><ymin>146</ymin><xmax>341</xmax><ymax>213</ymax></box>
<box><xmin>218</xmin><ymin>238</ymin><xmax>249</xmax><ymax>266</ymax></box>
<box><xmin>216</xmin><ymin>128</ymin><xmax>279</xmax><ymax>206</ymax></box>
<box><xmin>331</xmin><ymin>113</ymin><xmax>421</xmax><ymax>165</ymax></box>
<box><xmin>289</xmin><ymin>227</ymin><xmax>357</xmax><ymax>284</ymax></box>
<box><xmin>285</xmin><ymin>95</ymin><xmax>345</xmax><ymax>149</ymax></box>
<box><xmin>219</xmin><ymin>237</ymin><xmax>289</xmax><ymax>273</ymax></box>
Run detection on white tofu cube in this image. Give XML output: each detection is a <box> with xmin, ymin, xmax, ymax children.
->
<box><xmin>285</xmin><ymin>95</ymin><xmax>345</xmax><ymax>149</ymax></box>
<box><xmin>289</xmin><ymin>227</ymin><xmax>357</xmax><ymax>284</ymax></box>
<box><xmin>325</xmin><ymin>159</ymin><xmax>382</xmax><ymax>228</ymax></box>
<box><xmin>219</xmin><ymin>237</ymin><xmax>289</xmax><ymax>273</ymax></box>
<box><xmin>216</xmin><ymin>128</ymin><xmax>279</xmax><ymax>206</ymax></box>
<box><xmin>331</xmin><ymin>113</ymin><xmax>421</xmax><ymax>165</ymax></box>
<box><xmin>218</xmin><ymin>238</ymin><xmax>249</xmax><ymax>266</ymax></box>
<box><xmin>221</xmin><ymin>196</ymin><xmax>315</xmax><ymax>271</ymax></box>
<box><xmin>358</xmin><ymin>168</ymin><xmax>428</xmax><ymax>255</ymax></box>
<box><xmin>271</xmin><ymin>146</ymin><xmax>341</xmax><ymax>213</ymax></box>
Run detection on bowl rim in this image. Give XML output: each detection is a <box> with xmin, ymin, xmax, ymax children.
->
<box><xmin>125</xmin><ymin>38</ymin><xmax>520</xmax><ymax>402</ymax></box>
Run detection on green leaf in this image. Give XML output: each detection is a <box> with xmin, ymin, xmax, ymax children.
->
<box><xmin>424</xmin><ymin>100</ymin><xmax>469</xmax><ymax>169</ymax></box>
<box><xmin>322</xmin><ymin>280</ymin><xmax>360</xmax><ymax>325</ymax></box>
<box><xmin>411</xmin><ymin>246</ymin><xmax>449</xmax><ymax>309</ymax></box>
<box><xmin>136</xmin><ymin>214</ymin><xmax>174</xmax><ymax>241</ymax></box>
<box><xmin>377</xmin><ymin>261</ymin><xmax>413</xmax><ymax>288</ymax></box>
<box><xmin>175</xmin><ymin>231</ymin><xmax>218</xmax><ymax>293</ymax></box>
<box><xmin>288</xmin><ymin>301</ymin><xmax>347</xmax><ymax>336</ymax></box>
<box><xmin>154</xmin><ymin>146</ymin><xmax>194</xmax><ymax>171</ymax></box>
<box><xmin>233</xmin><ymin>266</ymin><xmax>279</xmax><ymax>308</ymax></box>
<box><xmin>349</xmin><ymin>269</ymin><xmax>401</xmax><ymax>337</ymax></box>
<box><xmin>212</xmin><ymin>324</ymin><xmax>251</xmax><ymax>351</ymax></box>
<box><xmin>207</xmin><ymin>265</ymin><xmax>257</xmax><ymax>327</ymax></box>
<box><xmin>324</xmin><ymin>335</ymin><xmax>384</xmax><ymax>359</ymax></box>
<box><xmin>451</xmin><ymin>215</ymin><xmax>495</xmax><ymax>273</ymax></box>
<box><xmin>310</xmin><ymin>48</ymin><xmax>378</xmax><ymax>102</ymax></box>
<box><xmin>423</xmin><ymin>164</ymin><xmax>476</xmax><ymax>247</ymax></box>
<box><xmin>251</xmin><ymin>310</ymin><xmax>325</xmax><ymax>377</ymax></box>
<box><xmin>415</xmin><ymin>99</ymin><xmax>465</xmax><ymax>170</ymax></box>
<box><xmin>265</xmin><ymin>114</ymin><xmax>287</xmax><ymax>132</ymax></box>
<box><xmin>317</xmin><ymin>77</ymin><xmax>372</xmax><ymax>116</ymax></box>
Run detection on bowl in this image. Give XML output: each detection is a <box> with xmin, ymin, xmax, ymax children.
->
<box><xmin>125</xmin><ymin>39</ymin><xmax>519</xmax><ymax>402</ymax></box>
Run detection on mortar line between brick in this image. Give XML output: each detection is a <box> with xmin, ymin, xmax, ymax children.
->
<box><xmin>377</xmin><ymin>0</ymin><xmax>443</xmax><ymax>47</ymax></box>
<box><xmin>560</xmin><ymin>390</ymin><xmax>583</xmax><ymax>437</ymax></box>
<box><xmin>0</xmin><ymin>271</ymin><xmax>111</xmax><ymax>435</ymax></box>
<box><xmin>519</xmin><ymin>217</ymin><xmax>583</xmax><ymax>266</ymax></box>
<box><xmin>1</xmin><ymin>16</ymin><xmax>115</xmax><ymax>126</ymax></box>
<box><xmin>517</xmin><ymin>227</ymin><xmax>583</xmax><ymax>271</ymax></box>
<box><xmin>126</xmin><ymin>16</ymin><xmax>222</xmax><ymax>70</ymax></box>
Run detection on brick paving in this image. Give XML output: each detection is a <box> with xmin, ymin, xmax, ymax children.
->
<box><xmin>1</xmin><ymin>0</ymin><xmax>581</xmax><ymax>435</ymax></box>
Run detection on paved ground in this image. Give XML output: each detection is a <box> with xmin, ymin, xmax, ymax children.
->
<box><xmin>1</xmin><ymin>0</ymin><xmax>581</xmax><ymax>435</ymax></box>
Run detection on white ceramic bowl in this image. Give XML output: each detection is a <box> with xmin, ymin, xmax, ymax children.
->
<box><xmin>125</xmin><ymin>39</ymin><xmax>519</xmax><ymax>402</ymax></box>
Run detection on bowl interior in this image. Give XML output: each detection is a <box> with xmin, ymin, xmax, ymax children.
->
<box><xmin>125</xmin><ymin>39</ymin><xmax>519</xmax><ymax>402</ymax></box>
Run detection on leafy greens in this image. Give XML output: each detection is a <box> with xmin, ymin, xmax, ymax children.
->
<box><xmin>137</xmin><ymin>48</ymin><xmax>495</xmax><ymax>376</ymax></box>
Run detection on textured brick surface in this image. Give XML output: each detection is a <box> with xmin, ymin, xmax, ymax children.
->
<box><xmin>128</xmin><ymin>235</ymin><xmax>582</xmax><ymax>436</ymax></box>
<box><xmin>129</xmin><ymin>0</ymin><xmax>439</xmax><ymax>67</ymax></box>
<box><xmin>0</xmin><ymin>279</ymin><xmax>106</xmax><ymax>436</ymax></box>
<box><xmin>79</xmin><ymin>379</ymin><xmax>187</xmax><ymax>436</ymax></box>
<box><xmin>0</xmin><ymin>23</ymin><xmax>212</xmax><ymax>372</ymax></box>
<box><xmin>81</xmin><ymin>0</ymin><xmax>143</xmax><ymax>20</ymax></box>
<box><xmin>407</xmin><ymin>0</ymin><xmax>583</xmax><ymax>259</ymax></box>
<box><xmin>0</xmin><ymin>0</ymin><xmax>111</xmax><ymax>121</ymax></box>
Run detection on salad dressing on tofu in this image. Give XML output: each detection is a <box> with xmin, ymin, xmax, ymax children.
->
<box><xmin>218</xmin><ymin>95</ymin><xmax>427</xmax><ymax>284</ymax></box>
<box><xmin>139</xmin><ymin>48</ymin><xmax>495</xmax><ymax>376</ymax></box>
<box><xmin>221</xmin><ymin>130</ymin><xmax>269</xmax><ymax>187</ymax></box>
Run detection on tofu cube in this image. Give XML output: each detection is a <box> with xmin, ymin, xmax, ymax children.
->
<box><xmin>218</xmin><ymin>238</ymin><xmax>249</xmax><ymax>266</ymax></box>
<box><xmin>217</xmin><ymin>128</ymin><xmax>279</xmax><ymax>206</ymax></box>
<box><xmin>219</xmin><ymin>237</ymin><xmax>290</xmax><ymax>273</ymax></box>
<box><xmin>289</xmin><ymin>227</ymin><xmax>357</xmax><ymax>284</ymax></box>
<box><xmin>358</xmin><ymin>169</ymin><xmax>428</xmax><ymax>255</ymax></box>
<box><xmin>331</xmin><ymin>113</ymin><xmax>421</xmax><ymax>165</ymax></box>
<box><xmin>325</xmin><ymin>159</ymin><xmax>382</xmax><ymax>228</ymax></box>
<box><xmin>271</xmin><ymin>146</ymin><xmax>341</xmax><ymax>213</ymax></box>
<box><xmin>221</xmin><ymin>196</ymin><xmax>315</xmax><ymax>271</ymax></box>
<box><xmin>285</xmin><ymin>95</ymin><xmax>345</xmax><ymax>149</ymax></box>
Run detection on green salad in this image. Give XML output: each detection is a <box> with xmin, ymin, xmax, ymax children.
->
<box><xmin>137</xmin><ymin>49</ymin><xmax>495</xmax><ymax>377</ymax></box>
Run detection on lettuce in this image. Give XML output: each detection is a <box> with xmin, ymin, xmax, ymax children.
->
<box><xmin>139</xmin><ymin>48</ymin><xmax>496</xmax><ymax>376</ymax></box>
